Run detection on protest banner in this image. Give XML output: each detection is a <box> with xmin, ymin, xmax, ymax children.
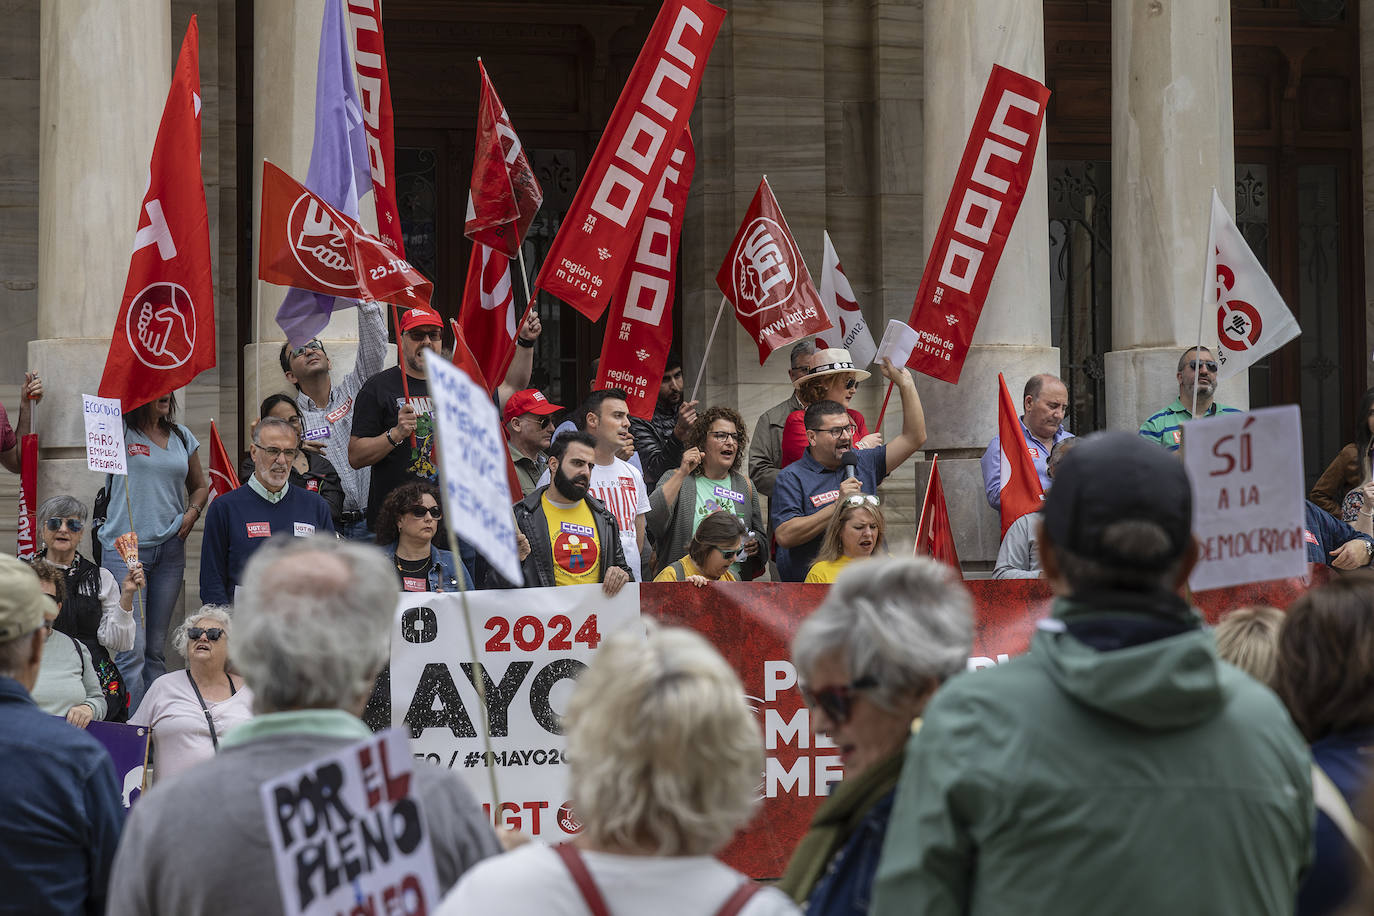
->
<box><xmin>261</xmin><ymin>729</ymin><xmax>439</xmax><ymax>916</ymax></box>
<box><xmin>595</xmin><ymin>131</ymin><xmax>695</xmax><ymax>418</ymax></box>
<box><xmin>535</xmin><ymin>0</ymin><xmax>725</xmax><ymax>320</ymax></box>
<box><xmin>347</xmin><ymin>0</ymin><xmax>406</xmax><ymax>255</ymax></box>
<box><xmin>83</xmin><ymin>395</ymin><xmax>127</xmax><ymax>475</ymax></box>
<box><xmin>816</xmin><ymin>231</ymin><xmax>877</xmax><ymax>367</ymax></box>
<box><xmin>84</xmin><ymin>720</ymin><xmax>151</xmax><ymax>810</ymax></box>
<box><xmin>16</xmin><ymin>433</ymin><xmax>36</xmax><ymax>560</ymax></box>
<box><xmin>390</xmin><ymin>586</ymin><xmax>642</xmax><ymax>839</ymax></box>
<box><xmin>423</xmin><ymin>350</ymin><xmax>521</xmax><ymax>584</ymax></box>
<box><xmin>905</xmin><ymin>65</ymin><xmax>1049</xmax><ymax>384</ymax></box>
<box><xmin>1183</xmin><ymin>405</ymin><xmax>1307</xmax><ymax>591</ymax></box>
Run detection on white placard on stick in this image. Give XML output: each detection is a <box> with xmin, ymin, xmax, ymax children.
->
<box><xmin>82</xmin><ymin>394</ymin><xmax>127</xmax><ymax>475</ymax></box>
<box><xmin>1183</xmin><ymin>405</ymin><xmax>1306</xmax><ymax>591</ymax></box>
<box><xmin>874</xmin><ymin>320</ymin><xmax>919</xmax><ymax>368</ymax></box>
<box><xmin>423</xmin><ymin>350</ymin><xmax>521</xmax><ymax>585</ymax></box>
<box><xmin>260</xmin><ymin>729</ymin><xmax>440</xmax><ymax>916</ymax></box>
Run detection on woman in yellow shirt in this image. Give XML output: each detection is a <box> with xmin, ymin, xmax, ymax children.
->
<box><xmin>805</xmin><ymin>494</ymin><xmax>887</xmax><ymax>583</ymax></box>
<box><xmin>653</xmin><ymin>510</ymin><xmax>745</xmax><ymax>587</ymax></box>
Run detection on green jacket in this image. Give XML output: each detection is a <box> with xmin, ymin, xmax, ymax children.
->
<box><xmin>872</xmin><ymin>590</ymin><xmax>1313</xmax><ymax>916</ymax></box>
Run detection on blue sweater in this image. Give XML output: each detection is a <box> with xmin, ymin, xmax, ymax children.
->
<box><xmin>200</xmin><ymin>483</ymin><xmax>335</xmax><ymax>604</ymax></box>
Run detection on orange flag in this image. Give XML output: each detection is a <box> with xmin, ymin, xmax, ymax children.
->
<box><xmin>995</xmin><ymin>373</ymin><xmax>1045</xmax><ymax>537</ymax></box>
<box><xmin>915</xmin><ymin>455</ymin><xmax>961</xmax><ymax>575</ymax></box>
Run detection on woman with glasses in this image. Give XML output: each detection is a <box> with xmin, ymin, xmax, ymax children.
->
<box><xmin>647</xmin><ymin>406</ymin><xmax>766</xmax><ymax>580</ymax></box>
<box><xmin>238</xmin><ymin>394</ymin><xmax>345</xmax><ymax>527</ymax></box>
<box><xmin>653</xmin><ymin>510</ymin><xmax>748</xmax><ymax>585</ymax></box>
<box><xmin>132</xmin><ymin>606</ymin><xmax>254</xmax><ymax>785</ymax></box>
<box><xmin>780</xmin><ymin>348</ymin><xmax>882</xmax><ymax>469</ymax></box>
<box><xmin>780</xmin><ymin>558</ymin><xmax>973</xmax><ymax>915</ymax></box>
<box><xmin>28</xmin><ymin>560</ymin><xmax>107</xmax><ymax>728</ymax></box>
<box><xmin>35</xmin><ymin>494</ymin><xmax>143</xmax><ymax>720</ymax></box>
<box><xmin>97</xmin><ymin>393</ymin><xmax>208</xmax><ymax>714</ymax></box>
<box><xmin>805</xmin><ymin>495</ymin><xmax>886</xmax><ymax>584</ymax></box>
<box><xmin>374</xmin><ymin>481</ymin><xmax>470</xmax><ymax>592</ymax></box>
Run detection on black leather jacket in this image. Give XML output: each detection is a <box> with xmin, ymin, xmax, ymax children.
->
<box><xmin>630</xmin><ymin>401</ymin><xmax>685</xmax><ymax>492</ymax></box>
<box><xmin>483</xmin><ymin>486</ymin><xmax>633</xmax><ymax>588</ymax></box>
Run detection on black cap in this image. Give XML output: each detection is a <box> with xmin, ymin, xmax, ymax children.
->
<box><xmin>1042</xmin><ymin>431</ymin><xmax>1193</xmax><ymax>570</ymax></box>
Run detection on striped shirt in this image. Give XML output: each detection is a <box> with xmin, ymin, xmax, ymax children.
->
<box><xmin>1139</xmin><ymin>398</ymin><xmax>1243</xmax><ymax>451</ymax></box>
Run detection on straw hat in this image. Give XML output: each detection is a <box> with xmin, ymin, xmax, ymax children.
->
<box><xmin>793</xmin><ymin>347</ymin><xmax>871</xmax><ymax>388</ymax></box>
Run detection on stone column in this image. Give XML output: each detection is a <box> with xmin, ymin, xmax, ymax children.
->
<box><xmin>1107</xmin><ymin>0</ymin><xmax>1243</xmax><ymax>430</ymax></box>
<box><xmin>918</xmin><ymin>0</ymin><xmax>1056</xmax><ymax>569</ymax></box>
<box><xmin>31</xmin><ymin>0</ymin><xmax>171</xmax><ymax>509</ymax></box>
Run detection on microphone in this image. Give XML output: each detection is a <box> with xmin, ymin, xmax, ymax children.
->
<box><xmin>840</xmin><ymin>451</ymin><xmax>859</xmax><ymax>482</ymax></box>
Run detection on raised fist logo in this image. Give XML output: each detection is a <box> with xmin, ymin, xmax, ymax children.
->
<box><xmin>125</xmin><ymin>282</ymin><xmax>197</xmax><ymax>370</ymax></box>
<box><xmin>733</xmin><ymin>217</ymin><xmax>797</xmax><ymax>316</ymax></box>
<box><xmin>287</xmin><ymin>194</ymin><xmax>358</xmax><ymax>292</ymax></box>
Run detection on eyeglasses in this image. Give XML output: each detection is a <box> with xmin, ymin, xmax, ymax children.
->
<box><xmin>408</xmin><ymin>506</ymin><xmax>443</xmax><ymax>520</ymax></box>
<box><xmin>289</xmin><ymin>340</ymin><xmax>325</xmax><ymax>358</ymax></box>
<box><xmin>709</xmin><ymin>431</ymin><xmax>741</xmax><ymax>443</ymax></box>
<box><xmin>187</xmin><ymin>627</ymin><xmax>224</xmax><ymax>642</ymax></box>
<box><xmin>1187</xmin><ymin>359</ymin><xmax>1219</xmax><ymax>373</ymax></box>
<box><xmin>45</xmin><ymin>517</ymin><xmax>84</xmax><ymax>533</ymax></box>
<box><xmin>799</xmin><ymin>675</ymin><xmax>878</xmax><ymax>725</ymax></box>
<box><xmin>842</xmin><ymin>494</ymin><xmax>880</xmax><ymax>509</ymax></box>
<box><xmin>808</xmin><ymin>424</ymin><xmax>857</xmax><ymax>438</ymax></box>
<box><xmin>714</xmin><ymin>545</ymin><xmax>741</xmax><ymax>561</ymax></box>
<box><xmin>527</xmin><ymin>414</ymin><xmax>555</xmax><ymax>429</ymax></box>
<box><xmin>406</xmin><ymin>329</ymin><xmax>442</xmax><ymax>342</ymax></box>
<box><xmin>255</xmin><ymin>445</ymin><xmax>300</xmax><ymax>461</ymax></box>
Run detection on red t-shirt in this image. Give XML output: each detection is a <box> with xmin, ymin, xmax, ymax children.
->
<box><xmin>780</xmin><ymin>407</ymin><xmax>869</xmax><ymax>469</ymax></box>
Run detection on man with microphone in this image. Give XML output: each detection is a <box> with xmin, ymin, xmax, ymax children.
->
<box><xmin>770</xmin><ymin>359</ymin><xmax>926</xmax><ymax>581</ymax></box>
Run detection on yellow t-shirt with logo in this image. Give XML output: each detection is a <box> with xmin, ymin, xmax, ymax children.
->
<box><xmin>543</xmin><ymin>496</ymin><xmax>602</xmax><ymax>587</ymax></box>
<box><xmin>804</xmin><ymin>555</ymin><xmax>854</xmax><ymax>584</ymax></box>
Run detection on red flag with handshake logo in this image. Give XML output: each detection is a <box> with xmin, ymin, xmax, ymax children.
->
<box><xmin>716</xmin><ymin>177</ymin><xmax>833</xmax><ymax>364</ymax></box>
<box><xmin>258</xmin><ymin>160</ymin><xmax>433</xmax><ymax>310</ymax></box>
<box><xmin>534</xmin><ymin>0</ymin><xmax>725</xmax><ymax>320</ymax></box>
<box><xmin>97</xmin><ymin>18</ymin><xmax>216</xmax><ymax>412</ymax></box>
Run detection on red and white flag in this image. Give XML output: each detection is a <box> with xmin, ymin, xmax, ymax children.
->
<box><xmin>347</xmin><ymin>0</ymin><xmax>406</xmax><ymax>255</ymax></box>
<box><xmin>535</xmin><ymin>0</ymin><xmax>725</xmax><ymax>320</ymax></box>
<box><xmin>448</xmin><ymin>318</ymin><xmax>488</xmax><ymax>387</ymax></box>
<box><xmin>916</xmin><ymin>455</ymin><xmax>961</xmax><ymax>575</ymax></box>
<box><xmin>1206</xmin><ymin>189</ymin><xmax>1300</xmax><ymax>381</ymax></box>
<box><xmin>816</xmin><ymin>230</ymin><xmax>877</xmax><ymax>367</ymax></box>
<box><xmin>259</xmin><ymin>161</ymin><xmax>432</xmax><ymax>309</ymax></box>
<box><xmin>466</xmin><ymin>61</ymin><xmax>543</xmax><ymax>259</ymax></box>
<box><xmin>16</xmin><ymin>434</ymin><xmax>37</xmax><ymax>560</ymax></box>
<box><xmin>97</xmin><ymin>19</ymin><xmax>216</xmax><ymax>412</ymax></box>
<box><xmin>595</xmin><ymin>131</ymin><xmax>696</xmax><ymax>419</ymax></box>
<box><xmin>457</xmin><ymin>242</ymin><xmax>525</xmax><ymax>392</ymax></box>
<box><xmin>207</xmin><ymin>420</ymin><xmax>237</xmax><ymax>502</ymax></box>
<box><xmin>716</xmin><ymin>177</ymin><xmax>832</xmax><ymax>364</ymax></box>
<box><xmin>996</xmin><ymin>372</ymin><xmax>1044</xmax><ymax>537</ymax></box>
<box><xmin>906</xmin><ymin>66</ymin><xmax>1050</xmax><ymax>384</ymax></box>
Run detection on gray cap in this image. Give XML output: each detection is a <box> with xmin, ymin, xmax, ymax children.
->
<box><xmin>0</xmin><ymin>553</ymin><xmax>47</xmax><ymax>642</ymax></box>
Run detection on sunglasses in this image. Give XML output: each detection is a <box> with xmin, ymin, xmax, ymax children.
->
<box><xmin>45</xmin><ymin>517</ymin><xmax>84</xmax><ymax>533</ymax></box>
<box><xmin>715</xmin><ymin>545</ymin><xmax>741</xmax><ymax>561</ymax></box>
<box><xmin>842</xmin><ymin>494</ymin><xmax>880</xmax><ymax>509</ymax></box>
<box><xmin>406</xmin><ymin>329</ymin><xmax>443</xmax><ymax>342</ymax></box>
<box><xmin>289</xmin><ymin>339</ymin><xmax>325</xmax><ymax>358</ymax></box>
<box><xmin>187</xmin><ymin>627</ymin><xmax>224</xmax><ymax>642</ymax></box>
<box><xmin>528</xmin><ymin>414</ymin><xmax>555</xmax><ymax>429</ymax></box>
<box><xmin>843</xmin><ymin>378</ymin><xmax>858</xmax><ymax>391</ymax></box>
<box><xmin>1187</xmin><ymin>359</ymin><xmax>1219</xmax><ymax>373</ymax></box>
<box><xmin>409</xmin><ymin>506</ymin><xmax>443</xmax><ymax>520</ymax></box>
<box><xmin>799</xmin><ymin>675</ymin><xmax>878</xmax><ymax>725</ymax></box>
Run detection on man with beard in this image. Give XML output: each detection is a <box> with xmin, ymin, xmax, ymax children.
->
<box><xmin>629</xmin><ymin>355</ymin><xmax>698</xmax><ymax>491</ymax></box>
<box><xmin>1139</xmin><ymin>346</ymin><xmax>1243</xmax><ymax>451</ymax></box>
<box><xmin>498</xmin><ymin>431</ymin><xmax>632</xmax><ymax>594</ymax></box>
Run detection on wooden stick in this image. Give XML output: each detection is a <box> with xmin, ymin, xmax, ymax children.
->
<box><xmin>689</xmin><ymin>296</ymin><xmax>729</xmax><ymax>404</ymax></box>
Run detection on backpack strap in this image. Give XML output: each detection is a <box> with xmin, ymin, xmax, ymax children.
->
<box><xmin>66</xmin><ymin>633</ymin><xmax>86</xmax><ymax>678</ymax></box>
<box><xmin>671</xmin><ymin>560</ymin><xmax>688</xmax><ymax>581</ymax></box>
<box><xmin>553</xmin><ymin>844</ymin><xmax>611</xmax><ymax>916</ymax></box>
<box><xmin>715</xmin><ymin>880</ymin><xmax>762</xmax><ymax>916</ymax></box>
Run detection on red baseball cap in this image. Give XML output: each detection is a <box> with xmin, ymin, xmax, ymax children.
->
<box><xmin>503</xmin><ymin>389</ymin><xmax>563</xmax><ymax>425</ymax></box>
<box><xmin>399</xmin><ymin>307</ymin><xmax>442</xmax><ymax>333</ymax></box>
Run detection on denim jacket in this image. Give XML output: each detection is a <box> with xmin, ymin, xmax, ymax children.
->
<box><xmin>383</xmin><ymin>543</ymin><xmax>472</xmax><ymax>592</ymax></box>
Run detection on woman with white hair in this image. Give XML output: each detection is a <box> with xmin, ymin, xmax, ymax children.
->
<box><xmin>131</xmin><ymin>605</ymin><xmax>253</xmax><ymax>784</ymax></box>
<box><xmin>439</xmin><ymin>622</ymin><xmax>800</xmax><ymax>916</ymax></box>
<box><xmin>778</xmin><ymin>558</ymin><xmax>974</xmax><ymax>915</ymax></box>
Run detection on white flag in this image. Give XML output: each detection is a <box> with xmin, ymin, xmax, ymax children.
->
<box><xmin>817</xmin><ymin>231</ymin><xmax>878</xmax><ymax>366</ymax></box>
<box><xmin>1206</xmin><ymin>189</ymin><xmax>1300</xmax><ymax>381</ymax></box>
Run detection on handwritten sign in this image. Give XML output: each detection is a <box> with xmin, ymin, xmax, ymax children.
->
<box><xmin>423</xmin><ymin>350</ymin><xmax>520</xmax><ymax>585</ymax></box>
<box><xmin>874</xmin><ymin>319</ymin><xmax>920</xmax><ymax>367</ymax></box>
<box><xmin>390</xmin><ymin>586</ymin><xmax>641</xmax><ymax>840</ymax></box>
<box><xmin>1183</xmin><ymin>405</ymin><xmax>1306</xmax><ymax>591</ymax></box>
<box><xmin>261</xmin><ymin>729</ymin><xmax>439</xmax><ymax>916</ymax></box>
<box><xmin>82</xmin><ymin>395</ymin><xmax>127</xmax><ymax>474</ymax></box>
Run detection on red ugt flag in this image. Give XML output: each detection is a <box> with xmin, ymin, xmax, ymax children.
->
<box><xmin>466</xmin><ymin>61</ymin><xmax>543</xmax><ymax>259</ymax></box>
<box><xmin>716</xmin><ymin>177</ymin><xmax>833</xmax><ymax>364</ymax></box>
<box><xmin>457</xmin><ymin>242</ymin><xmax>524</xmax><ymax>391</ymax></box>
<box><xmin>996</xmin><ymin>372</ymin><xmax>1044</xmax><ymax>537</ymax></box>
<box><xmin>915</xmin><ymin>455</ymin><xmax>961</xmax><ymax>575</ymax></box>
<box><xmin>207</xmin><ymin>420</ymin><xmax>238</xmax><ymax>502</ymax></box>
<box><xmin>98</xmin><ymin>18</ymin><xmax>216</xmax><ymax>412</ymax></box>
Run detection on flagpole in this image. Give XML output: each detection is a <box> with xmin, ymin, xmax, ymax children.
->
<box><xmin>390</xmin><ymin>303</ymin><xmax>417</xmax><ymax>448</ymax></box>
<box><xmin>689</xmin><ymin>296</ymin><xmax>729</xmax><ymax>404</ymax></box>
<box><xmin>915</xmin><ymin>454</ymin><xmax>937</xmax><ymax>557</ymax></box>
<box><xmin>1191</xmin><ymin>188</ymin><xmax>1217</xmax><ymax>421</ymax></box>
<box><xmin>874</xmin><ymin>381</ymin><xmax>894</xmax><ymax>432</ymax></box>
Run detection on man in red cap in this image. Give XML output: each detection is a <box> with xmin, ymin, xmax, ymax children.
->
<box><xmin>504</xmin><ymin>388</ymin><xmax>563</xmax><ymax>499</ymax></box>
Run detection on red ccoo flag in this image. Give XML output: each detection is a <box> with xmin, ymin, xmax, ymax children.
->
<box><xmin>915</xmin><ymin>455</ymin><xmax>961</xmax><ymax>575</ymax></box>
<box><xmin>207</xmin><ymin>420</ymin><xmax>238</xmax><ymax>502</ymax></box>
<box><xmin>995</xmin><ymin>372</ymin><xmax>1045</xmax><ymax>537</ymax></box>
<box><xmin>458</xmin><ymin>242</ymin><xmax>526</xmax><ymax>391</ymax></box>
<box><xmin>465</xmin><ymin>61</ymin><xmax>543</xmax><ymax>259</ymax></box>
<box><xmin>97</xmin><ymin>18</ymin><xmax>216</xmax><ymax>412</ymax></box>
<box><xmin>716</xmin><ymin>177</ymin><xmax>832</xmax><ymax>364</ymax></box>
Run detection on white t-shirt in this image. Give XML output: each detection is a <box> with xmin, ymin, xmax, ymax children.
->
<box><xmin>436</xmin><ymin>844</ymin><xmax>800</xmax><ymax>916</ymax></box>
<box><xmin>132</xmin><ymin>670</ymin><xmax>255</xmax><ymax>784</ymax></box>
<box><xmin>540</xmin><ymin>457</ymin><xmax>650</xmax><ymax>579</ymax></box>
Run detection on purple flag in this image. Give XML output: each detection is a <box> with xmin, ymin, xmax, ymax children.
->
<box><xmin>275</xmin><ymin>0</ymin><xmax>375</xmax><ymax>346</ymax></box>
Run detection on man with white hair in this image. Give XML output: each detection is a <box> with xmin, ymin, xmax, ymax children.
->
<box><xmin>0</xmin><ymin>553</ymin><xmax>124</xmax><ymax>914</ymax></box>
<box><xmin>109</xmin><ymin>537</ymin><xmax>501</xmax><ymax>915</ymax></box>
